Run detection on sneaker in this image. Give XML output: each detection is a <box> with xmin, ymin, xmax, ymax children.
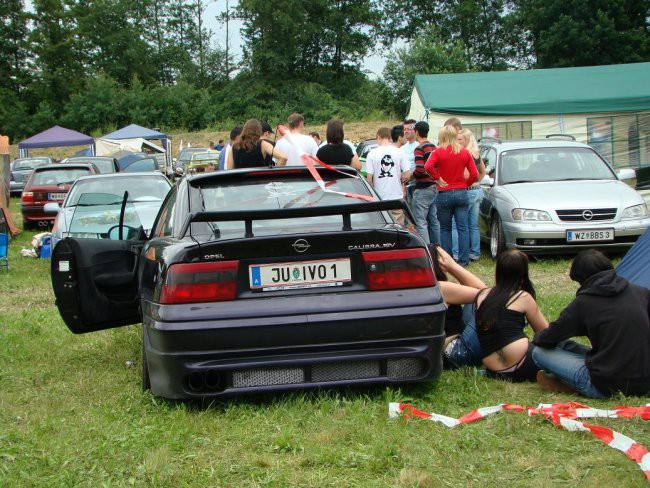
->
<box><xmin>536</xmin><ymin>370</ymin><xmax>576</xmax><ymax>394</ymax></box>
<box><xmin>470</xmin><ymin>255</ymin><xmax>481</xmax><ymax>261</ymax></box>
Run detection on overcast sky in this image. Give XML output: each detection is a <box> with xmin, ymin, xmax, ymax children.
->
<box><xmin>203</xmin><ymin>0</ymin><xmax>387</xmax><ymax>79</ymax></box>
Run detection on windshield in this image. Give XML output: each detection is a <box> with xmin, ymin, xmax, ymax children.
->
<box><xmin>190</xmin><ymin>172</ymin><xmax>385</xmax><ymax>239</ymax></box>
<box><xmin>499</xmin><ymin>147</ymin><xmax>616</xmax><ymax>184</ymax></box>
<box><xmin>191</xmin><ymin>153</ymin><xmax>219</xmax><ymax>162</ymax></box>
<box><xmin>68</xmin><ymin>197</ymin><xmax>144</xmax><ymax>240</ymax></box>
<box><xmin>13</xmin><ymin>159</ymin><xmax>50</xmax><ymax>171</ymax></box>
<box><xmin>123</xmin><ymin>158</ymin><xmax>156</xmax><ymax>172</ymax></box>
<box><xmin>179</xmin><ymin>148</ymin><xmax>207</xmax><ymax>162</ymax></box>
<box><xmin>66</xmin><ymin>175</ymin><xmax>170</xmax><ymax>207</ymax></box>
<box><xmin>67</xmin><ymin>158</ymin><xmax>115</xmax><ymax>174</ymax></box>
<box><xmin>31</xmin><ymin>168</ymin><xmax>92</xmax><ymax>186</ymax></box>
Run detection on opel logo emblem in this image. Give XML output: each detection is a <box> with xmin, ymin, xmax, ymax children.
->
<box><xmin>292</xmin><ymin>239</ymin><xmax>310</xmax><ymax>253</ymax></box>
<box><xmin>582</xmin><ymin>210</ymin><xmax>594</xmax><ymax>221</ymax></box>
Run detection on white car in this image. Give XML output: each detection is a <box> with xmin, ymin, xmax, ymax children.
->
<box><xmin>478</xmin><ymin>138</ymin><xmax>649</xmax><ymax>258</ymax></box>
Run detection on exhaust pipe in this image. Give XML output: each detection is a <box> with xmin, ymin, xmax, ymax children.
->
<box><xmin>38</xmin><ymin>221</ymin><xmax>49</xmax><ymax>228</ymax></box>
<box><xmin>187</xmin><ymin>372</ymin><xmax>205</xmax><ymax>392</ymax></box>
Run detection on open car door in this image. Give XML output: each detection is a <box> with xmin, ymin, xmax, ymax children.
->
<box><xmin>51</xmin><ymin>192</ymin><xmax>145</xmax><ymax>333</ymax></box>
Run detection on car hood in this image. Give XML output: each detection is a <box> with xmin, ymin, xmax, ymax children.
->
<box><xmin>501</xmin><ymin>180</ymin><xmax>643</xmax><ymax>209</ymax></box>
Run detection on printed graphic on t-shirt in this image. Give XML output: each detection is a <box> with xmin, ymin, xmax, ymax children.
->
<box><xmin>379</xmin><ymin>155</ymin><xmax>394</xmax><ymax>178</ymax></box>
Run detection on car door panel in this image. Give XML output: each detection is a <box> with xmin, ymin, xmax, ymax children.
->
<box><xmin>51</xmin><ymin>238</ymin><xmax>143</xmax><ymax>334</ymax></box>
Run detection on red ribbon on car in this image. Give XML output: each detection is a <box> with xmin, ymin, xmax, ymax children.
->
<box><xmin>390</xmin><ymin>402</ymin><xmax>650</xmax><ymax>482</ymax></box>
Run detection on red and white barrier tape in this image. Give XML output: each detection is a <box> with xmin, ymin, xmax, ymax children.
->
<box><xmin>276</xmin><ymin>125</ymin><xmax>375</xmax><ymax>203</ymax></box>
<box><xmin>390</xmin><ymin>402</ymin><xmax>650</xmax><ymax>482</ymax></box>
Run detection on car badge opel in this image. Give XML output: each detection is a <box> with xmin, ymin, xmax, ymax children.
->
<box><xmin>582</xmin><ymin>210</ymin><xmax>594</xmax><ymax>221</ymax></box>
<box><xmin>292</xmin><ymin>239</ymin><xmax>310</xmax><ymax>253</ymax></box>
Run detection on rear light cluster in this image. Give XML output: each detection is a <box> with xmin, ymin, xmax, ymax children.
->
<box><xmin>21</xmin><ymin>191</ymin><xmax>34</xmax><ymax>203</ymax></box>
<box><xmin>160</xmin><ymin>261</ymin><xmax>239</xmax><ymax>304</ymax></box>
<box><xmin>361</xmin><ymin>248</ymin><xmax>435</xmax><ymax>291</ymax></box>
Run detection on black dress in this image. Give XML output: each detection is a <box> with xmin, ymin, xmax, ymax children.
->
<box><xmin>232</xmin><ymin>140</ymin><xmax>267</xmax><ymax>169</ymax></box>
<box><xmin>316</xmin><ymin>144</ymin><xmax>354</xmax><ymax>165</ymax></box>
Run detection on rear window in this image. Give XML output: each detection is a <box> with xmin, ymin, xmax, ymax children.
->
<box><xmin>68</xmin><ymin>158</ymin><xmax>115</xmax><ymax>174</ymax></box>
<box><xmin>13</xmin><ymin>159</ymin><xmax>49</xmax><ymax>171</ymax></box>
<box><xmin>66</xmin><ymin>176</ymin><xmax>170</xmax><ymax>206</ymax></box>
<box><xmin>190</xmin><ymin>171</ymin><xmax>385</xmax><ymax>238</ymax></box>
<box><xmin>123</xmin><ymin>159</ymin><xmax>157</xmax><ymax>172</ymax></box>
<box><xmin>31</xmin><ymin>168</ymin><xmax>92</xmax><ymax>186</ymax></box>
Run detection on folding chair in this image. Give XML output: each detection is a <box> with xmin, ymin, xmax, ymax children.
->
<box><xmin>0</xmin><ymin>232</ymin><xmax>8</xmax><ymax>271</ymax></box>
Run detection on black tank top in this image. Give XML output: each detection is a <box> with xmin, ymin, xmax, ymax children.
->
<box><xmin>232</xmin><ymin>140</ymin><xmax>267</xmax><ymax>168</ymax></box>
<box><xmin>475</xmin><ymin>291</ymin><xmax>528</xmax><ymax>357</ymax></box>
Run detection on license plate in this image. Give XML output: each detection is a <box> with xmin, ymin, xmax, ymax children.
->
<box><xmin>249</xmin><ymin>258</ymin><xmax>352</xmax><ymax>291</ymax></box>
<box><xmin>566</xmin><ymin>228</ymin><xmax>614</xmax><ymax>242</ymax></box>
<box><xmin>49</xmin><ymin>193</ymin><xmax>66</xmax><ymax>200</ymax></box>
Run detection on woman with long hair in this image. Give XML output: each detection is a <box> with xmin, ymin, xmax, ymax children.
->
<box><xmin>425</xmin><ymin>125</ymin><xmax>478</xmax><ymax>266</ymax></box>
<box><xmin>452</xmin><ymin>129</ymin><xmax>486</xmax><ymax>260</ymax></box>
<box><xmin>429</xmin><ymin>245</ymin><xmax>486</xmax><ymax>368</ymax></box>
<box><xmin>316</xmin><ymin>119</ymin><xmax>362</xmax><ymax>170</ymax></box>
<box><xmin>475</xmin><ymin>250</ymin><xmax>548</xmax><ymax>381</ymax></box>
<box><xmin>227</xmin><ymin>119</ymin><xmax>287</xmax><ymax>169</ymax></box>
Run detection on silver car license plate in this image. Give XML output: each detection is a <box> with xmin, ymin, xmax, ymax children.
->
<box><xmin>249</xmin><ymin>258</ymin><xmax>352</xmax><ymax>291</ymax></box>
<box><xmin>566</xmin><ymin>229</ymin><xmax>614</xmax><ymax>242</ymax></box>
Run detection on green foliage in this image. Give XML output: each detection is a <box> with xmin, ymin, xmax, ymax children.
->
<box><xmin>382</xmin><ymin>27</ymin><xmax>470</xmax><ymax>116</ymax></box>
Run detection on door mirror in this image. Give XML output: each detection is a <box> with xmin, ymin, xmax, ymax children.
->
<box><xmin>108</xmin><ymin>224</ymin><xmax>141</xmax><ymax>241</ymax></box>
<box><xmin>481</xmin><ymin>175</ymin><xmax>494</xmax><ymax>187</ymax></box>
<box><xmin>44</xmin><ymin>202</ymin><xmax>60</xmax><ymax>213</ymax></box>
<box><xmin>616</xmin><ymin>168</ymin><xmax>637</xmax><ymax>188</ymax></box>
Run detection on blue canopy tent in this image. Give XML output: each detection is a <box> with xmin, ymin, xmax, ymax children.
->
<box><xmin>18</xmin><ymin>126</ymin><xmax>95</xmax><ymax>158</ymax></box>
<box><xmin>616</xmin><ymin>228</ymin><xmax>650</xmax><ymax>289</ymax></box>
<box><xmin>102</xmin><ymin>124</ymin><xmax>169</xmax><ymax>150</ymax></box>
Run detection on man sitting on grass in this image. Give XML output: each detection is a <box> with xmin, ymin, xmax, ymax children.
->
<box><xmin>532</xmin><ymin>249</ymin><xmax>650</xmax><ymax>398</ymax></box>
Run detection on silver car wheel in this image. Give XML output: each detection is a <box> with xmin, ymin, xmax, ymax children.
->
<box><xmin>490</xmin><ymin>215</ymin><xmax>505</xmax><ymax>259</ymax></box>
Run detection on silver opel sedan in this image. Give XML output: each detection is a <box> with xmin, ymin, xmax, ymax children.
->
<box><xmin>478</xmin><ymin>139</ymin><xmax>650</xmax><ymax>258</ymax></box>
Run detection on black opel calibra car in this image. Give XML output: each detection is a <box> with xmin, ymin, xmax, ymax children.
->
<box><xmin>51</xmin><ymin>166</ymin><xmax>446</xmax><ymax>399</ymax></box>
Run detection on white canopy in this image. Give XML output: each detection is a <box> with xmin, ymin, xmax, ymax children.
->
<box><xmin>95</xmin><ymin>138</ymin><xmax>165</xmax><ymax>156</ymax></box>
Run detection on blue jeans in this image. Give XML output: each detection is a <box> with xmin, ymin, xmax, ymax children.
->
<box><xmin>452</xmin><ymin>187</ymin><xmax>483</xmax><ymax>259</ymax></box>
<box><xmin>532</xmin><ymin>340</ymin><xmax>606</xmax><ymax>398</ymax></box>
<box><xmin>445</xmin><ymin>304</ymin><xmax>483</xmax><ymax>367</ymax></box>
<box><xmin>412</xmin><ymin>185</ymin><xmax>440</xmax><ymax>245</ymax></box>
<box><xmin>437</xmin><ymin>189</ymin><xmax>470</xmax><ymax>265</ymax></box>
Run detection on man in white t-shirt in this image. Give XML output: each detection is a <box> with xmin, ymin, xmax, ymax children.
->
<box><xmin>275</xmin><ymin>113</ymin><xmax>319</xmax><ymax>166</ymax></box>
<box><xmin>365</xmin><ymin>127</ymin><xmax>411</xmax><ymax>225</ymax></box>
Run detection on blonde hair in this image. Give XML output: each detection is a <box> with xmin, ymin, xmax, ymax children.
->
<box><xmin>438</xmin><ymin>125</ymin><xmax>462</xmax><ymax>154</ymax></box>
<box><xmin>460</xmin><ymin>128</ymin><xmax>480</xmax><ymax>158</ymax></box>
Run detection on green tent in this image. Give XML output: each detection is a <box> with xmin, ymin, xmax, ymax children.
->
<box><xmin>413</xmin><ymin>62</ymin><xmax>650</xmax><ymax>116</ymax></box>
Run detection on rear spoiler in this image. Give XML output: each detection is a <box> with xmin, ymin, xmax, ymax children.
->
<box><xmin>179</xmin><ymin>199</ymin><xmax>414</xmax><ymax>238</ymax></box>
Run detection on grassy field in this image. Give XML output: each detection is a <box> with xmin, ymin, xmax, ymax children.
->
<box><xmin>2</xmin><ymin>196</ymin><xmax>650</xmax><ymax>487</ymax></box>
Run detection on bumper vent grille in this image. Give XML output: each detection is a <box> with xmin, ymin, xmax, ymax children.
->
<box><xmin>387</xmin><ymin>358</ymin><xmax>425</xmax><ymax>379</ymax></box>
<box><xmin>312</xmin><ymin>361</ymin><xmax>380</xmax><ymax>382</ymax></box>
<box><xmin>232</xmin><ymin>367</ymin><xmax>304</xmax><ymax>388</ymax></box>
<box><xmin>556</xmin><ymin>208</ymin><xmax>617</xmax><ymax>222</ymax></box>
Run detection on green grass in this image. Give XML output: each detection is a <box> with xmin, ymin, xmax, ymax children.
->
<box><xmin>1</xmin><ymin>196</ymin><xmax>649</xmax><ymax>487</ymax></box>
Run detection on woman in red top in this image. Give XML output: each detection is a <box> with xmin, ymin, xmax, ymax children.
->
<box><xmin>425</xmin><ymin>125</ymin><xmax>478</xmax><ymax>266</ymax></box>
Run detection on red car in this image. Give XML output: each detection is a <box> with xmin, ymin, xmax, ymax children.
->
<box><xmin>21</xmin><ymin>163</ymin><xmax>97</xmax><ymax>229</ymax></box>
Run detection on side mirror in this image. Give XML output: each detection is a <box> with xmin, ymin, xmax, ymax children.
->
<box><xmin>43</xmin><ymin>202</ymin><xmax>60</xmax><ymax>213</ymax></box>
<box><xmin>481</xmin><ymin>175</ymin><xmax>494</xmax><ymax>187</ymax></box>
<box><xmin>617</xmin><ymin>168</ymin><xmax>636</xmax><ymax>188</ymax></box>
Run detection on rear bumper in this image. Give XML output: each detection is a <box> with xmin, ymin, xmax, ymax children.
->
<box><xmin>21</xmin><ymin>204</ymin><xmax>55</xmax><ymax>222</ymax></box>
<box><xmin>10</xmin><ymin>181</ymin><xmax>25</xmax><ymax>194</ymax></box>
<box><xmin>142</xmin><ymin>288</ymin><xmax>446</xmax><ymax>399</ymax></box>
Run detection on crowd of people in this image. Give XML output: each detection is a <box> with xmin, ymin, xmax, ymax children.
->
<box><xmin>204</xmin><ymin>113</ymin><xmax>650</xmax><ymax>399</ymax></box>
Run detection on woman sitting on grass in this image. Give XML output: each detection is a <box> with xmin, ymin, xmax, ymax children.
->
<box><xmin>475</xmin><ymin>250</ymin><xmax>548</xmax><ymax>382</ymax></box>
<box><xmin>429</xmin><ymin>245</ymin><xmax>486</xmax><ymax>368</ymax></box>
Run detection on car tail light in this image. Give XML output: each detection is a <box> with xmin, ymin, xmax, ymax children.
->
<box><xmin>361</xmin><ymin>248</ymin><xmax>435</xmax><ymax>291</ymax></box>
<box><xmin>21</xmin><ymin>191</ymin><xmax>34</xmax><ymax>203</ymax></box>
<box><xmin>159</xmin><ymin>260</ymin><xmax>239</xmax><ymax>304</ymax></box>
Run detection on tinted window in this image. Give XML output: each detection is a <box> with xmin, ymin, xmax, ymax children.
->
<box><xmin>152</xmin><ymin>188</ymin><xmax>177</xmax><ymax>238</ymax></box>
<box><xmin>123</xmin><ymin>159</ymin><xmax>156</xmax><ymax>172</ymax></box>
<box><xmin>13</xmin><ymin>159</ymin><xmax>50</xmax><ymax>171</ymax></box>
<box><xmin>66</xmin><ymin>176</ymin><xmax>170</xmax><ymax>207</ymax></box>
<box><xmin>190</xmin><ymin>172</ymin><xmax>384</xmax><ymax>238</ymax></box>
<box><xmin>68</xmin><ymin>158</ymin><xmax>115</xmax><ymax>174</ymax></box>
<box><xmin>31</xmin><ymin>168</ymin><xmax>92</xmax><ymax>186</ymax></box>
<box><xmin>498</xmin><ymin>147</ymin><xmax>616</xmax><ymax>184</ymax></box>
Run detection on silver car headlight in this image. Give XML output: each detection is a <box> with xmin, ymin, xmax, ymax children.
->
<box><xmin>511</xmin><ymin>208</ymin><xmax>552</xmax><ymax>221</ymax></box>
<box><xmin>622</xmin><ymin>203</ymin><xmax>648</xmax><ymax>220</ymax></box>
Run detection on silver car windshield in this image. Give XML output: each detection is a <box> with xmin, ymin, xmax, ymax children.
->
<box><xmin>68</xmin><ymin>193</ymin><xmax>143</xmax><ymax>239</ymax></box>
<box><xmin>190</xmin><ymin>173</ymin><xmax>385</xmax><ymax>238</ymax></box>
<box><xmin>499</xmin><ymin>147</ymin><xmax>616</xmax><ymax>184</ymax></box>
<box><xmin>66</xmin><ymin>176</ymin><xmax>169</xmax><ymax>207</ymax></box>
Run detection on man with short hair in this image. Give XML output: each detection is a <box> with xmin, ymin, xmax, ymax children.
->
<box><xmin>275</xmin><ymin>113</ymin><xmax>319</xmax><ymax>165</ymax></box>
<box><xmin>444</xmin><ymin>117</ymin><xmax>462</xmax><ymax>133</ymax></box>
<box><xmin>261</xmin><ymin>121</ymin><xmax>276</xmax><ymax>166</ymax></box>
<box><xmin>391</xmin><ymin>125</ymin><xmax>405</xmax><ymax>148</ymax></box>
<box><xmin>218</xmin><ymin>125</ymin><xmax>242</xmax><ymax>171</ymax></box>
<box><xmin>365</xmin><ymin>127</ymin><xmax>411</xmax><ymax>225</ymax></box>
<box><xmin>215</xmin><ymin>139</ymin><xmax>225</xmax><ymax>151</ymax></box>
<box><xmin>402</xmin><ymin>119</ymin><xmax>419</xmax><ymax>207</ymax></box>
<box><xmin>411</xmin><ymin>121</ymin><xmax>439</xmax><ymax>244</ymax></box>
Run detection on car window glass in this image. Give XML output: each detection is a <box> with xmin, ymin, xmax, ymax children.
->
<box><xmin>153</xmin><ymin>190</ymin><xmax>177</xmax><ymax>238</ymax></box>
<box><xmin>68</xmin><ymin>158</ymin><xmax>115</xmax><ymax>173</ymax></box>
<box><xmin>123</xmin><ymin>159</ymin><xmax>156</xmax><ymax>172</ymax></box>
<box><xmin>481</xmin><ymin>147</ymin><xmax>496</xmax><ymax>174</ymax></box>
<box><xmin>499</xmin><ymin>148</ymin><xmax>616</xmax><ymax>184</ymax></box>
<box><xmin>189</xmin><ymin>173</ymin><xmax>385</xmax><ymax>238</ymax></box>
<box><xmin>13</xmin><ymin>159</ymin><xmax>49</xmax><ymax>171</ymax></box>
<box><xmin>31</xmin><ymin>168</ymin><xmax>92</xmax><ymax>186</ymax></box>
<box><xmin>69</xmin><ymin>197</ymin><xmax>143</xmax><ymax>240</ymax></box>
<box><xmin>66</xmin><ymin>176</ymin><xmax>169</xmax><ymax>207</ymax></box>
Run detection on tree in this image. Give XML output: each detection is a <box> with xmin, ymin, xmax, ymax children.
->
<box><xmin>0</xmin><ymin>0</ymin><xmax>31</xmax><ymax>94</ymax></box>
<box><xmin>382</xmin><ymin>26</ymin><xmax>470</xmax><ymax>115</ymax></box>
<box><xmin>518</xmin><ymin>0</ymin><xmax>650</xmax><ymax>68</ymax></box>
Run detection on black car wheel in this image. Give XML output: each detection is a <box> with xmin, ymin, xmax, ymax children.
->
<box><xmin>141</xmin><ymin>332</ymin><xmax>151</xmax><ymax>392</ymax></box>
<box><xmin>490</xmin><ymin>214</ymin><xmax>506</xmax><ymax>259</ymax></box>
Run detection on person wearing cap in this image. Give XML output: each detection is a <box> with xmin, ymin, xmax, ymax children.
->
<box><xmin>411</xmin><ymin>121</ymin><xmax>439</xmax><ymax>245</ymax></box>
<box><xmin>275</xmin><ymin>112</ymin><xmax>319</xmax><ymax>166</ymax></box>
<box><xmin>316</xmin><ymin>119</ymin><xmax>362</xmax><ymax>170</ymax></box>
<box><xmin>261</xmin><ymin>121</ymin><xmax>276</xmax><ymax>166</ymax></box>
